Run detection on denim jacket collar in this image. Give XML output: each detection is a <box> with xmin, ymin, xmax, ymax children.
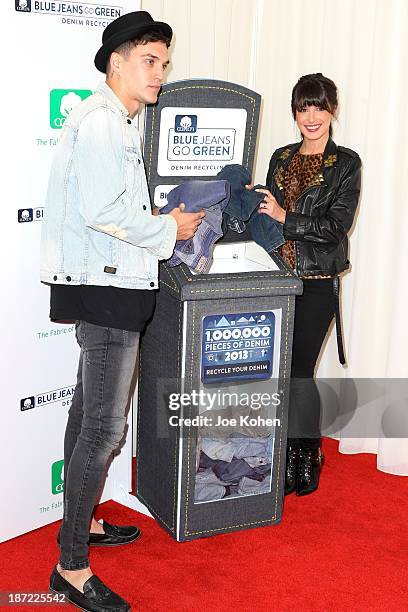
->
<box><xmin>96</xmin><ymin>80</ymin><xmax>130</xmax><ymax>118</ymax></box>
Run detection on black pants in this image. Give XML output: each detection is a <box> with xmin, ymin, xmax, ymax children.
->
<box><xmin>289</xmin><ymin>279</ymin><xmax>335</xmax><ymax>449</ymax></box>
<box><xmin>60</xmin><ymin>321</ymin><xmax>139</xmax><ymax>569</ymax></box>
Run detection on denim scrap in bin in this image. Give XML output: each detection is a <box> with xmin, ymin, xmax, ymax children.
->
<box><xmin>201</xmin><ymin>435</ymin><xmax>273</xmax><ymax>465</ymax></box>
<box><xmin>199</xmin><ymin>450</ymin><xmax>271</xmax><ymax>484</ymax></box>
<box><xmin>194</xmin><ymin>468</ymin><xmax>226</xmax><ymax>502</ymax></box>
<box><xmin>159</xmin><ymin>180</ymin><xmax>230</xmax><ymax>273</ymax></box>
<box><xmin>201</xmin><ymin>437</ymin><xmax>235</xmax><ymax>463</ymax></box>
<box><xmin>216</xmin><ymin>164</ymin><xmax>285</xmax><ymax>252</ymax></box>
<box><xmin>237</xmin><ymin>473</ymin><xmax>272</xmax><ymax>496</ymax></box>
<box><xmin>212</xmin><ymin>458</ymin><xmax>271</xmax><ymax>483</ymax></box>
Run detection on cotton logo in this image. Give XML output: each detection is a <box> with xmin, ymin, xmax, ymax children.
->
<box><xmin>50</xmin><ymin>89</ymin><xmax>92</xmax><ymax>129</ymax></box>
<box><xmin>20</xmin><ymin>397</ymin><xmax>35</xmax><ymax>411</ymax></box>
<box><xmin>19</xmin><ymin>209</ymin><xmax>32</xmax><ymax>223</ymax></box>
<box><xmin>175</xmin><ymin>114</ymin><xmax>197</xmax><ymax>133</ymax></box>
<box><xmin>180</xmin><ymin>116</ymin><xmax>191</xmax><ymax>129</ymax></box>
<box><xmin>15</xmin><ymin>0</ymin><xmax>31</xmax><ymax>11</ymax></box>
<box><xmin>60</xmin><ymin>92</ymin><xmax>82</xmax><ymax>117</ymax></box>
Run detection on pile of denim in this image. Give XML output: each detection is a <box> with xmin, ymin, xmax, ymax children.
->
<box><xmin>160</xmin><ymin>164</ymin><xmax>285</xmax><ymax>274</ymax></box>
<box><xmin>194</xmin><ymin>434</ymin><xmax>273</xmax><ymax>502</ymax></box>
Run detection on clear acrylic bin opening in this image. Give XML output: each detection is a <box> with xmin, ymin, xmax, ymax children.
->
<box><xmin>203</xmin><ymin>241</ymin><xmax>279</xmax><ymax>274</ymax></box>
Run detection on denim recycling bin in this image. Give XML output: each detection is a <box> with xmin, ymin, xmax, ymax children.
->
<box><xmin>136</xmin><ymin>241</ymin><xmax>303</xmax><ymax>541</ymax></box>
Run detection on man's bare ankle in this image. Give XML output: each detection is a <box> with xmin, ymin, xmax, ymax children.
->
<box><xmin>56</xmin><ymin>565</ymin><xmax>93</xmax><ymax>592</ymax></box>
<box><xmin>90</xmin><ymin>518</ymin><xmax>105</xmax><ymax>534</ymax></box>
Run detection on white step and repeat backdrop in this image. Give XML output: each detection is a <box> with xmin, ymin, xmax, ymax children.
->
<box><xmin>0</xmin><ymin>0</ymin><xmax>142</xmax><ymax>543</ymax></box>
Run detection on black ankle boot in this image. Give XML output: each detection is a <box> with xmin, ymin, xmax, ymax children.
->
<box><xmin>284</xmin><ymin>442</ymin><xmax>299</xmax><ymax>495</ymax></box>
<box><xmin>296</xmin><ymin>447</ymin><xmax>324</xmax><ymax>496</ymax></box>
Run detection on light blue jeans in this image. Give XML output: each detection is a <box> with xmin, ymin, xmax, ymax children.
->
<box><xmin>59</xmin><ymin>320</ymin><xmax>139</xmax><ymax>570</ymax></box>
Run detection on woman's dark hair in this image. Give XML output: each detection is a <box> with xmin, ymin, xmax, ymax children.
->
<box><xmin>291</xmin><ymin>73</ymin><xmax>338</xmax><ymax>137</ymax></box>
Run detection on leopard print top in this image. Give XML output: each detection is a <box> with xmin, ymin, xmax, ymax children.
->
<box><xmin>279</xmin><ymin>151</ymin><xmax>331</xmax><ymax>279</ymax></box>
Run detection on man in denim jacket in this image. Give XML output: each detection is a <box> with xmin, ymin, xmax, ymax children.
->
<box><xmin>42</xmin><ymin>12</ymin><xmax>204</xmax><ymax>612</ymax></box>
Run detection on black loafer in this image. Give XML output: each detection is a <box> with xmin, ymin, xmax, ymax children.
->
<box><xmin>57</xmin><ymin>520</ymin><xmax>141</xmax><ymax>547</ymax></box>
<box><xmin>89</xmin><ymin>520</ymin><xmax>141</xmax><ymax>547</ymax></box>
<box><xmin>49</xmin><ymin>566</ymin><xmax>130</xmax><ymax>612</ymax></box>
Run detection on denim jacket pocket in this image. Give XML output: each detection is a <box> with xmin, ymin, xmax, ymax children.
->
<box><xmin>124</xmin><ymin>146</ymin><xmax>140</xmax><ymax>198</ymax></box>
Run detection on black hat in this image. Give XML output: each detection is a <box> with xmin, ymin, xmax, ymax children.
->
<box><xmin>94</xmin><ymin>11</ymin><xmax>172</xmax><ymax>73</ymax></box>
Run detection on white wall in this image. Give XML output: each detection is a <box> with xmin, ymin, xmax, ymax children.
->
<box><xmin>0</xmin><ymin>0</ymin><xmax>140</xmax><ymax>543</ymax></box>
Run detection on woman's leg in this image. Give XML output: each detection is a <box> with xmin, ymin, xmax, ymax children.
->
<box><xmin>287</xmin><ymin>279</ymin><xmax>335</xmax><ymax>495</ymax></box>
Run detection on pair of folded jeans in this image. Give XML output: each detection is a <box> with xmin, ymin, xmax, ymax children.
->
<box><xmin>216</xmin><ymin>164</ymin><xmax>285</xmax><ymax>252</ymax></box>
<box><xmin>159</xmin><ymin>180</ymin><xmax>230</xmax><ymax>273</ymax></box>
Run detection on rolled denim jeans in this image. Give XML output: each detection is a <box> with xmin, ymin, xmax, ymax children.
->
<box><xmin>59</xmin><ymin>320</ymin><xmax>139</xmax><ymax>570</ymax></box>
<box><xmin>217</xmin><ymin>164</ymin><xmax>285</xmax><ymax>252</ymax></box>
<box><xmin>160</xmin><ymin>180</ymin><xmax>230</xmax><ymax>273</ymax></box>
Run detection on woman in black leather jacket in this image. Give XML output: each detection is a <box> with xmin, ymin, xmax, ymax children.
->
<box><xmin>256</xmin><ymin>73</ymin><xmax>361</xmax><ymax>496</ymax></box>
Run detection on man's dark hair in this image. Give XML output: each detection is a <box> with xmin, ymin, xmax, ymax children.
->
<box><xmin>107</xmin><ymin>30</ymin><xmax>171</xmax><ymax>74</ymax></box>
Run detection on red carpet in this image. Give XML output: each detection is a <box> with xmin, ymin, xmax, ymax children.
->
<box><xmin>1</xmin><ymin>438</ymin><xmax>407</xmax><ymax>611</ymax></box>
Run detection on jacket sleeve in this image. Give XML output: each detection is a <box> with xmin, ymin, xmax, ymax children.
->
<box><xmin>73</xmin><ymin>106</ymin><xmax>177</xmax><ymax>260</ymax></box>
<box><xmin>283</xmin><ymin>156</ymin><xmax>361</xmax><ymax>246</ymax></box>
<box><xmin>266</xmin><ymin>149</ymin><xmax>282</xmax><ymax>188</ymax></box>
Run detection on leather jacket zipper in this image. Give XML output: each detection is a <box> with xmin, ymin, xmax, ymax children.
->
<box><xmin>293</xmin><ymin>182</ymin><xmax>327</xmax><ymax>276</ymax></box>
<box><xmin>293</xmin><ymin>181</ymin><xmax>327</xmax><ymax>212</ymax></box>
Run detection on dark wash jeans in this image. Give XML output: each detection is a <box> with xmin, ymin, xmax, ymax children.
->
<box><xmin>59</xmin><ymin>320</ymin><xmax>139</xmax><ymax>570</ymax></box>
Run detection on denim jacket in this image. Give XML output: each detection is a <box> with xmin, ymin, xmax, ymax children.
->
<box><xmin>40</xmin><ymin>81</ymin><xmax>177</xmax><ymax>290</ymax></box>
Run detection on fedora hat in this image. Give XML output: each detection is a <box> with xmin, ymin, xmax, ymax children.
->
<box><xmin>94</xmin><ymin>11</ymin><xmax>172</xmax><ymax>73</ymax></box>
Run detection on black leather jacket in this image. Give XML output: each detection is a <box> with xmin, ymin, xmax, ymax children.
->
<box><xmin>266</xmin><ymin>138</ymin><xmax>361</xmax><ymax>277</ymax></box>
